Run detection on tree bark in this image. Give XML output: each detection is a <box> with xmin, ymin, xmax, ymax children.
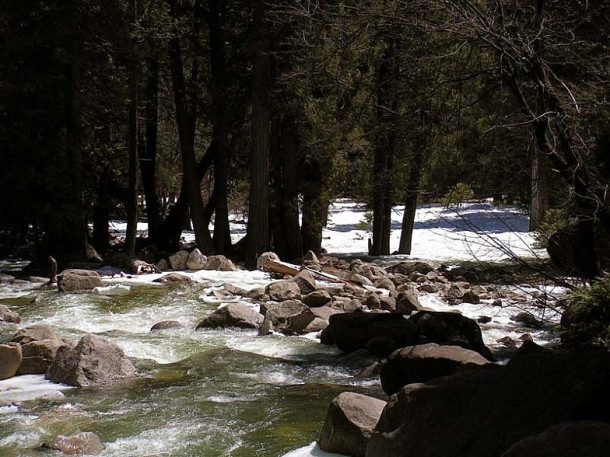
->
<box><xmin>371</xmin><ymin>39</ymin><xmax>397</xmax><ymax>256</ymax></box>
<box><xmin>168</xmin><ymin>0</ymin><xmax>213</xmax><ymax>254</ymax></box>
<box><xmin>529</xmin><ymin>151</ymin><xmax>550</xmax><ymax>231</ymax></box>
<box><xmin>398</xmin><ymin>148</ymin><xmax>425</xmax><ymax>254</ymax></box>
<box><xmin>139</xmin><ymin>56</ymin><xmax>161</xmax><ymax>240</ymax></box>
<box><xmin>245</xmin><ymin>1</ymin><xmax>271</xmax><ymax>268</ymax></box>
<box><xmin>209</xmin><ymin>0</ymin><xmax>231</xmax><ymax>254</ymax></box>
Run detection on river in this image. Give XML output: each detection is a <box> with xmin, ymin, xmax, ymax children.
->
<box><xmin>1</xmin><ymin>270</ymin><xmax>383</xmax><ymax>456</ymax></box>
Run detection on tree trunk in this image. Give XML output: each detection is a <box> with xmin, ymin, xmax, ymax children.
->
<box><xmin>398</xmin><ymin>148</ymin><xmax>425</xmax><ymax>254</ymax></box>
<box><xmin>302</xmin><ymin>185</ymin><xmax>329</xmax><ymax>256</ymax></box>
<box><xmin>529</xmin><ymin>151</ymin><xmax>550</xmax><ymax>231</ymax></box>
<box><xmin>371</xmin><ymin>39</ymin><xmax>396</xmax><ymax>256</ymax></box>
<box><xmin>209</xmin><ymin>0</ymin><xmax>231</xmax><ymax>254</ymax></box>
<box><xmin>139</xmin><ymin>56</ymin><xmax>161</xmax><ymax>241</ymax></box>
<box><xmin>245</xmin><ymin>1</ymin><xmax>271</xmax><ymax>268</ymax></box>
<box><xmin>270</xmin><ymin>115</ymin><xmax>302</xmax><ymax>260</ymax></box>
<box><xmin>92</xmin><ymin>168</ymin><xmax>111</xmax><ymax>255</ymax></box>
<box><xmin>168</xmin><ymin>0</ymin><xmax>213</xmax><ymax>254</ymax></box>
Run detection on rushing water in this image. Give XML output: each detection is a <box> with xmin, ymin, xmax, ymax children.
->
<box><xmin>1</xmin><ymin>273</ymin><xmax>382</xmax><ymax>456</ymax></box>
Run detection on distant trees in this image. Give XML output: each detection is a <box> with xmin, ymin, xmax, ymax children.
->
<box><xmin>1</xmin><ymin>0</ymin><xmax>607</xmax><ymax>270</ymax></box>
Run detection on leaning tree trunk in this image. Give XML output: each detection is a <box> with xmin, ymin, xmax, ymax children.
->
<box><xmin>245</xmin><ymin>1</ymin><xmax>271</xmax><ymax>269</ymax></box>
<box><xmin>399</xmin><ymin>148</ymin><xmax>425</xmax><ymax>254</ymax></box>
<box><xmin>529</xmin><ymin>151</ymin><xmax>550</xmax><ymax>231</ymax></box>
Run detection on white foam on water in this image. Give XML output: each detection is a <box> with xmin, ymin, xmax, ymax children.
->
<box><xmin>0</xmin><ymin>375</ymin><xmax>72</xmax><ymax>405</ymax></box>
<box><xmin>282</xmin><ymin>442</ymin><xmax>348</xmax><ymax>457</ymax></box>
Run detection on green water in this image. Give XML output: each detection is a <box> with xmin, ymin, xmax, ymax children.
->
<box><xmin>0</xmin><ymin>279</ymin><xmax>382</xmax><ymax>456</ymax></box>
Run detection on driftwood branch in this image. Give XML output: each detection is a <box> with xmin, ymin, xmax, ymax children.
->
<box><xmin>40</xmin><ymin>256</ymin><xmax>58</xmax><ymax>288</ymax></box>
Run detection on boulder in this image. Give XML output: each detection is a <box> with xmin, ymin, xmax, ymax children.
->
<box><xmin>150</xmin><ymin>320</ymin><xmax>184</xmax><ymax>331</ymax></box>
<box><xmin>156</xmin><ymin>258</ymin><xmax>170</xmax><ymax>271</ymax></box>
<box><xmin>169</xmin><ymin>250</ymin><xmax>189</xmax><ymax>270</ymax></box>
<box><xmin>366</xmin><ymin>351</ymin><xmax>610</xmax><ymax>457</ymax></box>
<box><xmin>321</xmin><ymin>313</ymin><xmax>416</xmax><ymax>353</ymax></box>
<box><xmin>266</xmin><ymin>281</ymin><xmax>301</xmax><ymax>302</ymax></box>
<box><xmin>203</xmin><ymin>255</ymin><xmax>238</xmax><ymax>271</ymax></box>
<box><xmin>310</xmin><ymin>306</ymin><xmax>342</xmax><ymax>322</ymax></box>
<box><xmin>319</xmin><ymin>392</ymin><xmax>386</xmax><ymax>457</ymax></box>
<box><xmin>409</xmin><ymin>311</ymin><xmax>494</xmax><ymax>360</ymax></box>
<box><xmin>57</xmin><ymin>269</ymin><xmax>104</xmax><ymax>292</ymax></box>
<box><xmin>196</xmin><ymin>303</ymin><xmax>263</xmax><ymax>330</ymax></box>
<box><xmin>288</xmin><ymin>270</ymin><xmax>317</xmax><ymax>295</ymax></box>
<box><xmin>396</xmin><ymin>290</ymin><xmax>422</xmax><ymax>315</ymax></box>
<box><xmin>380</xmin><ymin>343</ymin><xmax>490</xmax><ymax>395</ymax></box>
<box><xmin>303</xmin><ymin>317</ymin><xmax>329</xmax><ymax>333</ymax></box>
<box><xmin>303</xmin><ymin>250</ymin><xmax>320</xmax><ymax>267</ymax></box>
<box><xmin>303</xmin><ymin>289</ymin><xmax>332</xmax><ymax>307</ymax></box>
<box><xmin>331</xmin><ymin>297</ymin><xmax>363</xmax><ymax>313</ymax></box>
<box><xmin>258</xmin><ymin>300</ymin><xmax>315</xmax><ymax>336</ymax></box>
<box><xmin>153</xmin><ymin>273</ymin><xmax>192</xmax><ymax>283</ymax></box>
<box><xmin>42</xmin><ymin>432</ymin><xmax>102</xmax><ymax>455</ymax></box>
<box><xmin>500</xmin><ymin>421</ymin><xmax>610</xmax><ymax>457</ymax></box>
<box><xmin>257</xmin><ymin>251</ymin><xmax>281</xmax><ymax>271</ymax></box>
<box><xmin>0</xmin><ymin>304</ymin><xmax>21</xmax><ymax>323</ymax></box>
<box><xmin>186</xmin><ymin>248</ymin><xmax>207</xmax><ymax>270</ymax></box>
<box><xmin>11</xmin><ymin>324</ymin><xmax>62</xmax><ymax>345</ymax></box>
<box><xmin>46</xmin><ymin>334</ymin><xmax>137</xmax><ymax>387</ymax></box>
<box><xmin>17</xmin><ymin>338</ymin><xmax>65</xmax><ymax>375</ymax></box>
<box><xmin>0</xmin><ymin>343</ymin><xmax>22</xmax><ymax>380</ymax></box>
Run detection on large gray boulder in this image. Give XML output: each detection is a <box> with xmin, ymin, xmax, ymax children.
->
<box><xmin>500</xmin><ymin>421</ymin><xmax>610</xmax><ymax>457</ymax></box>
<box><xmin>321</xmin><ymin>313</ymin><xmax>416</xmax><ymax>354</ymax></box>
<box><xmin>319</xmin><ymin>392</ymin><xmax>386</xmax><ymax>457</ymax></box>
<box><xmin>57</xmin><ymin>269</ymin><xmax>104</xmax><ymax>292</ymax></box>
<box><xmin>409</xmin><ymin>311</ymin><xmax>494</xmax><ymax>360</ymax></box>
<box><xmin>196</xmin><ymin>303</ymin><xmax>264</xmax><ymax>330</ymax></box>
<box><xmin>380</xmin><ymin>343</ymin><xmax>490</xmax><ymax>395</ymax></box>
<box><xmin>0</xmin><ymin>343</ymin><xmax>22</xmax><ymax>380</ymax></box>
<box><xmin>258</xmin><ymin>300</ymin><xmax>315</xmax><ymax>336</ymax></box>
<box><xmin>366</xmin><ymin>351</ymin><xmax>610</xmax><ymax>457</ymax></box>
<box><xmin>169</xmin><ymin>250</ymin><xmax>189</xmax><ymax>270</ymax></box>
<box><xmin>46</xmin><ymin>334</ymin><xmax>137</xmax><ymax>387</ymax></box>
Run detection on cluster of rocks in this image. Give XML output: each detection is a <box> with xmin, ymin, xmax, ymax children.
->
<box><xmin>0</xmin><ymin>323</ymin><xmax>137</xmax><ymax>386</ymax></box>
<box><xmin>318</xmin><ymin>343</ymin><xmax>610</xmax><ymax>457</ymax></box>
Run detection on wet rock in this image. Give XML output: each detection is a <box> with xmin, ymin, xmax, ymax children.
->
<box><xmin>409</xmin><ymin>311</ymin><xmax>494</xmax><ymax>361</ymax></box>
<box><xmin>46</xmin><ymin>334</ymin><xmax>137</xmax><ymax>387</ymax></box>
<box><xmin>222</xmin><ymin>283</ymin><xmax>249</xmax><ymax>296</ymax></box>
<box><xmin>57</xmin><ymin>269</ymin><xmax>104</xmax><ymax>292</ymax></box>
<box><xmin>511</xmin><ymin>312</ymin><xmax>542</xmax><ymax>329</ymax></box>
<box><xmin>42</xmin><ymin>431</ymin><xmax>102</xmax><ymax>455</ymax></box>
<box><xmin>462</xmin><ymin>289</ymin><xmax>480</xmax><ymax>304</ymax></box>
<box><xmin>17</xmin><ymin>338</ymin><xmax>65</xmax><ymax>375</ymax></box>
<box><xmin>11</xmin><ymin>324</ymin><xmax>62</xmax><ymax>345</ymax></box>
<box><xmin>500</xmin><ymin>421</ymin><xmax>610</xmax><ymax>457</ymax></box>
<box><xmin>153</xmin><ymin>273</ymin><xmax>192</xmax><ymax>283</ymax></box>
<box><xmin>373</xmin><ymin>276</ymin><xmax>395</xmax><ymax>291</ymax></box>
<box><xmin>321</xmin><ymin>313</ymin><xmax>416</xmax><ymax>353</ymax></box>
<box><xmin>203</xmin><ymin>255</ymin><xmax>238</xmax><ymax>271</ymax></box>
<box><xmin>266</xmin><ymin>281</ymin><xmax>301</xmax><ymax>302</ymax></box>
<box><xmin>186</xmin><ymin>248</ymin><xmax>207</xmax><ymax>270</ymax></box>
<box><xmin>310</xmin><ymin>306</ymin><xmax>342</xmax><ymax>322</ymax></box>
<box><xmin>303</xmin><ymin>317</ymin><xmax>329</xmax><ymax>333</ymax></box>
<box><xmin>258</xmin><ymin>300</ymin><xmax>315</xmax><ymax>336</ymax></box>
<box><xmin>318</xmin><ymin>392</ymin><xmax>386</xmax><ymax>457</ymax></box>
<box><xmin>196</xmin><ymin>303</ymin><xmax>263</xmax><ymax>330</ymax></box>
<box><xmin>380</xmin><ymin>343</ymin><xmax>490</xmax><ymax>396</ymax></box>
<box><xmin>303</xmin><ymin>289</ymin><xmax>332</xmax><ymax>307</ymax></box>
<box><xmin>364</xmin><ymin>293</ymin><xmax>381</xmax><ymax>310</ymax></box>
<box><xmin>0</xmin><ymin>304</ymin><xmax>21</xmax><ymax>323</ymax></box>
<box><xmin>379</xmin><ymin>296</ymin><xmax>396</xmax><ymax>312</ymax></box>
<box><xmin>331</xmin><ymin>297</ymin><xmax>363</xmax><ymax>313</ymax></box>
<box><xmin>169</xmin><ymin>250</ymin><xmax>189</xmax><ymax>270</ymax></box>
<box><xmin>150</xmin><ymin>320</ymin><xmax>184</xmax><ymax>331</ymax></box>
<box><xmin>349</xmin><ymin>272</ymin><xmax>374</xmax><ymax>287</ymax></box>
<box><xmin>418</xmin><ymin>283</ymin><xmax>438</xmax><ymax>293</ymax></box>
<box><xmin>0</xmin><ymin>343</ymin><xmax>22</xmax><ymax>380</ymax></box>
<box><xmin>477</xmin><ymin>316</ymin><xmax>492</xmax><ymax>324</ymax></box>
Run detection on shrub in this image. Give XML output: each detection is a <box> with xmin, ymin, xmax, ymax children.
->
<box><xmin>442</xmin><ymin>183</ymin><xmax>474</xmax><ymax>208</ymax></box>
<box><xmin>534</xmin><ymin>208</ymin><xmax>577</xmax><ymax>248</ymax></box>
<box><xmin>560</xmin><ymin>274</ymin><xmax>610</xmax><ymax>351</ymax></box>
